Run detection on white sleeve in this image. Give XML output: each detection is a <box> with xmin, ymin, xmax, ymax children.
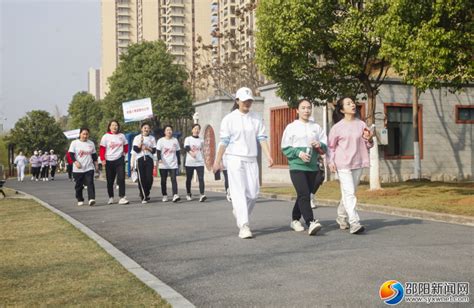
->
<box><xmin>184</xmin><ymin>137</ymin><xmax>190</xmax><ymax>147</ymax></box>
<box><xmin>132</xmin><ymin>136</ymin><xmax>140</xmax><ymax>148</ymax></box>
<box><xmin>219</xmin><ymin>115</ymin><xmax>231</xmax><ymax>146</ymax></box>
<box><xmin>91</xmin><ymin>141</ymin><xmax>97</xmax><ymax>154</ymax></box>
<box><xmin>280</xmin><ymin>125</ymin><xmax>293</xmax><ymax>148</ymax></box>
<box><xmin>100</xmin><ymin>134</ymin><xmax>107</xmax><ymax>147</ymax></box>
<box><xmin>175</xmin><ymin>139</ymin><xmax>181</xmax><ymax>151</ymax></box>
<box><xmin>68</xmin><ymin>141</ymin><xmax>76</xmax><ymax>154</ymax></box>
<box><xmin>256</xmin><ymin>117</ymin><xmax>268</xmax><ymax>142</ymax></box>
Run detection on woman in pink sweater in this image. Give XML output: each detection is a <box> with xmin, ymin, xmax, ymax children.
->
<box><xmin>328</xmin><ymin>97</ymin><xmax>374</xmax><ymax>234</ymax></box>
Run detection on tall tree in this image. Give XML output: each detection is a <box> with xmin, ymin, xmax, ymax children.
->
<box><xmin>378</xmin><ymin>0</ymin><xmax>473</xmax><ymax>179</ymax></box>
<box><xmin>256</xmin><ymin>0</ymin><xmax>389</xmax><ymax>189</ymax></box>
<box><xmin>67</xmin><ymin>91</ymin><xmax>103</xmax><ymax>143</ymax></box>
<box><xmin>102</xmin><ymin>41</ymin><xmax>193</xmax><ymax>133</ymax></box>
<box><xmin>6</xmin><ymin>110</ymin><xmax>67</xmax><ymax>156</ymax></box>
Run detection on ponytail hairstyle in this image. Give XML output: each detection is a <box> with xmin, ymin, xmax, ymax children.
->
<box><xmin>231</xmin><ymin>99</ymin><xmax>239</xmax><ymax>111</ymax></box>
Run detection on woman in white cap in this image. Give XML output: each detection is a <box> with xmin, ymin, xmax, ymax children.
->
<box><xmin>14</xmin><ymin>151</ymin><xmax>28</xmax><ymax>182</ymax></box>
<box><xmin>68</xmin><ymin>127</ymin><xmax>99</xmax><ymax>206</ymax></box>
<box><xmin>99</xmin><ymin>120</ymin><xmax>129</xmax><ymax>205</ymax></box>
<box><xmin>30</xmin><ymin>150</ymin><xmax>41</xmax><ymax>181</ymax></box>
<box><xmin>213</xmin><ymin>87</ymin><xmax>273</xmax><ymax>239</ymax></box>
<box><xmin>49</xmin><ymin>150</ymin><xmax>58</xmax><ymax>180</ymax></box>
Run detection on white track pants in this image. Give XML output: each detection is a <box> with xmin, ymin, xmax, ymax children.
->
<box><xmin>337</xmin><ymin>168</ymin><xmax>363</xmax><ymax>225</ymax></box>
<box><xmin>17</xmin><ymin>165</ymin><xmax>25</xmax><ymax>181</ymax></box>
<box><xmin>227</xmin><ymin>156</ymin><xmax>259</xmax><ymax>228</ymax></box>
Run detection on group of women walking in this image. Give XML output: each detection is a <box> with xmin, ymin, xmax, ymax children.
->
<box><xmin>212</xmin><ymin>88</ymin><xmax>373</xmax><ymax>239</ymax></box>
<box><xmin>63</xmin><ymin>87</ymin><xmax>373</xmax><ymax>239</ymax></box>
<box><xmin>13</xmin><ymin>149</ymin><xmax>59</xmax><ymax>182</ymax></box>
<box><xmin>67</xmin><ymin>120</ymin><xmax>208</xmax><ymax>207</ymax></box>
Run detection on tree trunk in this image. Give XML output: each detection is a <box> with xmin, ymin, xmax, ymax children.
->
<box><xmin>366</xmin><ymin>85</ymin><xmax>382</xmax><ymax>190</ymax></box>
<box><xmin>413</xmin><ymin>87</ymin><xmax>421</xmax><ymax>180</ymax></box>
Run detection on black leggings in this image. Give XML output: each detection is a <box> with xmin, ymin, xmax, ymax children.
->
<box><xmin>41</xmin><ymin>166</ymin><xmax>49</xmax><ymax>178</ymax></box>
<box><xmin>185</xmin><ymin>166</ymin><xmax>205</xmax><ymax>195</ymax></box>
<box><xmin>67</xmin><ymin>164</ymin><xmax>73</xmax><ymax>180</ymax></box>
<box><xmin>73</xmin><ymin>170</ymin><xmax>95</xmax><ymax>201</ymax></box>
<box><xmin>50</xmin><ymin>165</ymin><xmax>57</xmax><ymax>178</ymax></box>
<box><xmin>105</xmin><ymin>156</ymin><xmax>126</xmax><ymax>198</ymax></box>
<box><xmin>137</xmin><ymin>157</ymin><xmax>154</xmax><ymax>200</ymax></box>
<box><xmin>290</xmin><ymin>170</ymin><xmax>317</xmax><ymax>226</ymax></box>
<box><xmin>32</xmin><ymin>167</ymin><xmax>41</xmax><ymax>179</ymax></box>
<box><xmin>160</xmin><ymin>169</ymin><xmax>177</xmax><ymax>196</ymax></box>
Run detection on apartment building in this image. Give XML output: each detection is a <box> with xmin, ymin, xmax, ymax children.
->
<box><xmin>101</xmin><ymin>0</ymin><xmax>212</xmax><ymax>99</ymax></box>
<box><xmin>87</xmin><ymin>68</ymin><xmax>101</xmax><ymax>100</ymax></box>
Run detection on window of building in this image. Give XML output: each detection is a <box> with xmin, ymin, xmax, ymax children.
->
<box><xmin>270</xmin><ymin>106</ymin><xmax>298</xmax><ymax>167</ymax></box>
<box><xmin>455</xmin><ymin>105</ymin><xmax>474</xmax><ymax>124</ymax></box>
<box><xmin>384</xmin><ymin>103</ymin><xmax>423</xmax><ymax>159</ymax></box>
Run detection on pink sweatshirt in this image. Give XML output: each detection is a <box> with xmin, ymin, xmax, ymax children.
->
<box><xmin>328</xmin><ymin>118</ymin><xmax>374</xmax><ymax>170</ymax></box>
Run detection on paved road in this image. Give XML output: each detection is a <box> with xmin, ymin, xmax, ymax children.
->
<box><xmin>7</xmin><ymin>175</ymin><xmax>474</xmax><ymax>307</ymax></box>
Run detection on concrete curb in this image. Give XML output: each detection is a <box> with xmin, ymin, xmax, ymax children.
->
<box><xmin>14</xmin><ymin>190</ymin><xmax>195</xmax><ymax>308</ymax></box>
<box><xmin>206</xmin><ymin>187</ymin><xmax>474</xmax><ymax>227</ymax></box>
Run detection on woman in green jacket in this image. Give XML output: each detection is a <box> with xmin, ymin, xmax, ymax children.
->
<box><xmin>281</xmin><ymin>99</ymin><xmax>327</xmax><ymax>236</ymax></box>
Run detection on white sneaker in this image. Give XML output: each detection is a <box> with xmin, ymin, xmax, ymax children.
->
<box><xmin>310</xmin><ymin>193</ymin><xmax>316</xmax><ymax>209</ymax></box>
<box><xmin>42</xmin><ymin>178</ymin><xmax>45</xmax><ymax>182</ymax></box>
<box><xmin>88</xmin><ymin>199</ymin><xmax>96</xmax><ymax>206</ymax></box>
<box><xmin>186</xmin><ymin>194</ymin><xmax>192</xmax><ymax>201</ymax></box>
<box><xmin>46</xmin><ymin>178</ymin><xmax>49</xmax><ymax>181</ymax></box>
<box><xmin>162</xmin><ymin>196</ymin><xmax>168</xmax><ymax>202</ymax></box>
<box><xmin>116</xmin><ymin>185</ymin><xmax>119</xmax><ymax>190</ymax></box>
<box><xmin>226</xmin><ymin>190</ymin><xmax>232</xmax><ymax>202</ymax></box>
<box><xmin>336</xmin><ymin>217</ymin><xmax>350</xmax><ymax>230</ymax></box>
<box><xmin>118</xmin><ymin>197</ymin><xmax>129</xmax><ymax>205</ymax></box>
<box><xmin>350</xmin><ymin>222</ymin><xmax>365</xmax><ymax>234</ymax></box>
<box><xmin>172</xmin><ymin>194</ymin><xmax>180</xmax><ymax>202</ymax></box>
<box><xmin>77</xmin><ymin>201</ymin><xmax>84</xmax><ymax>206</ymax></box>
<box><xmin>238</xmin><ymin>224</ymin><xmax>253</xmax><ymax>239</ymax></box>
<box><xmin>290</xmin><ymin>220</ymin><xmax>305</xmax><ymax>232</ymax></box>
<box><xmin>107</xmin><ymin>198</ymin><xmax>114</xmax><ymax>205</ymax></box>
<box><xmin>308</xmin><ymin>220</ymin><xmax>322</xmax><ymax>236</ymax></box>
<box><xmin>199</xmin><ymin>195</ymin><xmax>207</xmax><ymax>202</ymax></box>
<box><xmin>31</xmin><ymin>176</ymin><xmax>34</xmax><ymax>181</ymax></box>
<box><xmin>141</xmin><ymin>200</ymin><xmax>148</xmax><ymax>204</ymax></box>
<box><xmin>35</xmin><ymin>179</ymin><xmax>38</xmax><ymax>182</ymax></box>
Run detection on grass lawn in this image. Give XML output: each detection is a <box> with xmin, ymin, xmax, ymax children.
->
<box><xmin>260</xmin><ymin>181</ymin><xmax>474</xmax><ymax>217</ymax></box>
<box><xmin>0</xmin><ymin>189</ymin><xmax>170</xmax><ymax>307</ymax></box>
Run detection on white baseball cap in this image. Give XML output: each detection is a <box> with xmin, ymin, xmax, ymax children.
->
<box><xmin>235</xmin><ymin>87</ymin><xmax>254</xmax><ymax>101</ymax></box>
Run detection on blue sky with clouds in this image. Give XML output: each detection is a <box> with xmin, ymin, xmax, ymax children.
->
<box><xmin>0</xmin><ymin>0</ymin><xmax>100</xmax><ymax>130</ymax></box>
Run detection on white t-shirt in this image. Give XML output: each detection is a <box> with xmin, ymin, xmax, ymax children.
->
<box><xmin>184</xmin><ymin>136</ymin><xmax>204</xmax><ymax>167</ymax></box>
<box><xmin>132</xmin><ymin>134</ymin><xmax>156</xmax><ymax>160</ymax></box>
<box><xmin>68</xmin><ymin>139</ymin><xmax>97</xmax><ymax>173</ymax></box>
<box><xmin>219</xmin><ymin>109</ymin><xmax>267</xmax><ymax>160</ymax></box>
<box><xmin>100</xmin><ymin>133</ymin><xmax>128</xmax><ymax>161</ymax></box>
<box><xmin>156</xmin><ymin>137</ymin><xmax>180</xmax><ymax>169</ymax></box>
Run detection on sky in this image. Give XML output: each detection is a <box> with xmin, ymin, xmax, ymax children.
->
<box><xmin>0</xmin><ymin>0</ymin><xmax>100</xmax><ymax>130</ymax></box>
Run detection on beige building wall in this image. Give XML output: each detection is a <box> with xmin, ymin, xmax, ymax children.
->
<box><xmin>88</xmin><ymin>68</ymin><xmax>101</xmax><ymax>100</ymax></box>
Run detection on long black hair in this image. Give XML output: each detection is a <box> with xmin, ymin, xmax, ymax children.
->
<box><xmin>332</xmin><ymin>97</ymin><xmax>359</xmax><ymax>124</ymax></box>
